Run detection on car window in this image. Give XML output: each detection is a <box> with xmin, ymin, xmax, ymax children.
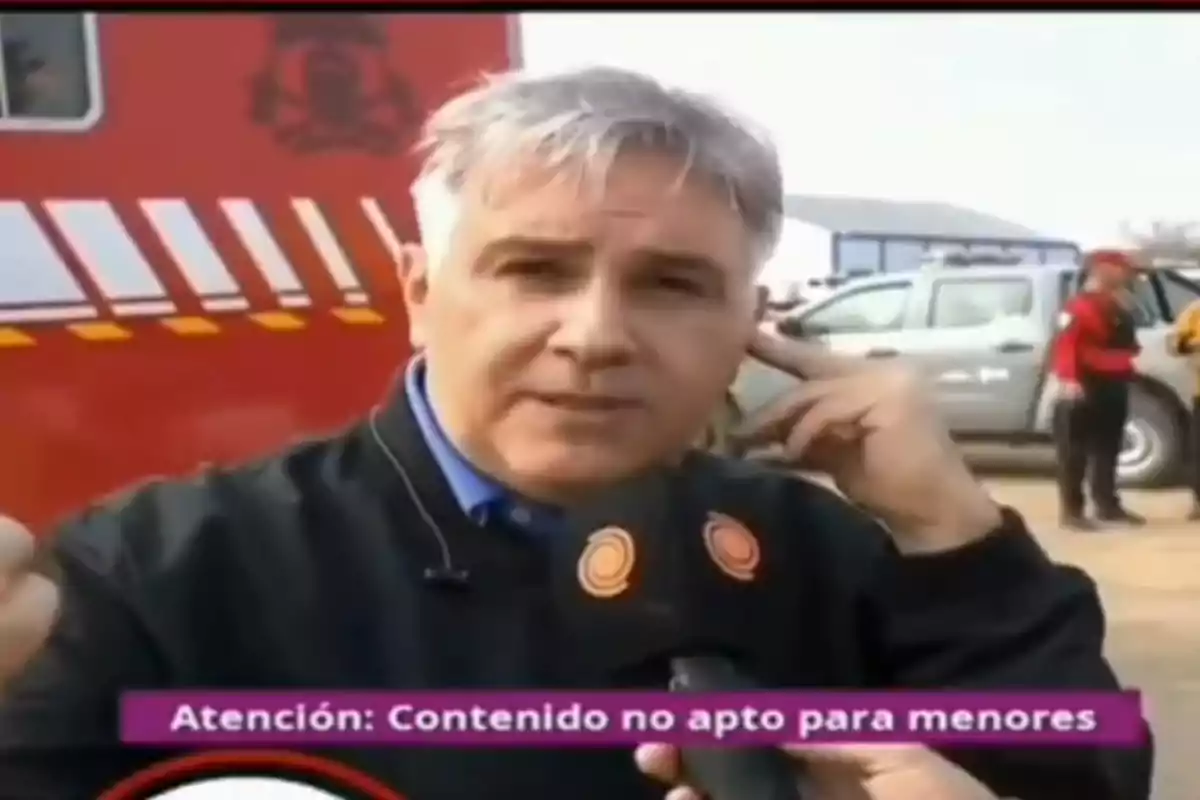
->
<box><xmin>1059</xmin><ymin>271</ymin><xmax>1192</xmax><ymax>328</ymax></box>
<box><xmin>796</xmin><ymin>283</ymin><xmax>911</xmax><ymax>335</ymax></box>
<box><xmin>1125</xmin><ymin>277</ymin><xmax>1161</xmax><ymax>327</ymax></box>
<box><xmin>929</xmin><ymin>278</ymin><xmax>1033</xmax><ymax>328</ymax></box>
<box><xmin>1158</xmin><ymin>270</ymin><xmax>1200</xmax><ymax>320</ymax></box>
<box><xmin>1058</xmin><ymin>270</ymin><xmax>1078</xmax><ymax>308</ymax></box>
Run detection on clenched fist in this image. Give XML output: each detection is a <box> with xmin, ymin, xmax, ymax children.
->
<box><xmin>0</xmin><ymin>516</ymin><xmax>59</xmax><ymax>691</ymax></box>
<box><xmin>636</xmin><ymin>742</ymin><xmax>999</xmax><ymax>800</ymax></box>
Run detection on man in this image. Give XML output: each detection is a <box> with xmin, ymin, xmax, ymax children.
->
<box><xmin>0</xmin><ymin>68</ymin><xmax>1150</xmax><ymax>800</ymax></box>
<box><xmin>1169</xmin><ymin>294</ymin><xmax>1200</xmax><ymax>520</ymax></box>
<box><xmin>1051</xmin><ymin>250</ymin><xmax>1146</xmax><ymax>531</ymax></box>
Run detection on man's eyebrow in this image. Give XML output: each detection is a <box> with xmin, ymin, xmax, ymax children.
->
<box><xmin>477</xmin><ymin>238</ymin><xmax>730</xmax><ymax>277</ymax></box>
<box><xmin>632</xmin><ymin>248</ymin><xmax>728</xmax><ymax>278</ymax></box>
<box><xmin>479</xmin><ymin>236</ymin><xmax>592</xmax><ymax>260</ymax></box>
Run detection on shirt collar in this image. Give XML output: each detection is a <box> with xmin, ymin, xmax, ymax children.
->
<box><xmin>404</xmin><ymin>358</ymin><xmax>556</xmax><ymax>532</ymax></box>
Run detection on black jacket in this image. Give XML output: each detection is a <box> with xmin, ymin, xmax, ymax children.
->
<box><xmin>0</xmin><ymin>388</ymin><xmax>1153</xmax><ymax>799</ymax></box>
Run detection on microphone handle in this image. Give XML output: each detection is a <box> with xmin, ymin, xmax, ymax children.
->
<box><xmin>669</xmin><ymin>657</ymin><xmax>808</xmax><ymax>800</ymax></box>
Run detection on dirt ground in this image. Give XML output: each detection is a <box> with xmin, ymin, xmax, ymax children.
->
<box><xmin>968</xmin><ymin>447</ymin><xmax>1197</xmax><ymax>800</ymax></box>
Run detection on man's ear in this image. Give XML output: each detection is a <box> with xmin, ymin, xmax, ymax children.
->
<box><xmin>396</xmin><ymin>243</ymin><xmax>431</xmax><ymax>348</ymax></box>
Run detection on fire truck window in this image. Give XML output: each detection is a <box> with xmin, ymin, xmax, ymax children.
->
<box><xmin>0</xmin><ymin>13</ymin><xmax>98</xmax><ymax>125</ymax></box>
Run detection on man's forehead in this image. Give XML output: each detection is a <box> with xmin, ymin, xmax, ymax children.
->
<box><xmin>473</xmin><ymin>159</ymin><xmax>716</xmax><ymax>213</ymax></box>
<box><xmin>461</xmin><ymin>156</ymin><xmax>753</xmax><ymax>268</ymax></box>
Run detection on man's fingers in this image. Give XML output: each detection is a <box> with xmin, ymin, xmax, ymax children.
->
<box><xmin>634</xmin><ymin>743</ymin><xmax>680</xmax><ymax>784</ymax></box>
<box><xmin>0</xmin><ymin>516</ymin><xmax>36</xmax><ymax>593</ymax></box>
<box><xmin>732</xmin><ymin>380</ymin><xmax>841</xmax><ymax>448</ymax></box>
<box><xmin>633</xmin><ymin>746</ymin><xmax>705</xmax><ymax>800</ymax></box>
<box><xmin>0</xmin><ymin>516</ymin><xmax>35</xmax><ymax>566</ymax></box>
<box><xmin>748</xmin><ymin>329</ymin><xmax>858</xmax><ymax>380</ymax></box>
<box><xmin>733</xmin><ymin>374</ymin><xmax>875</xmax><ymax>451</ymax></box>
<box><xmin>0</xmin><ymin>572</ymin><xmax>60</xmax><ymax>688</ymax></box>
<box><xmin>782</xmin><ymin>741</ymin><xmax>925</xmax><ymax>771</ymax></box>
<box><xmin>0</xmin><ymin>515</ymin><xmax>58</xmax><ymax>689</ymax></box>
<box><xmin>782</xmin><ymin>380</ymin><xmax>877</xmax><ymax>455</ymax></box>
<box><xmin>784</xmin><ymin>399</ymin><xmax>870</xmax><ymax>458</ymax></box>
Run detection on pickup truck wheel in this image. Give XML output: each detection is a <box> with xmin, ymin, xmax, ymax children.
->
<box><xmin>1118</xmin><ymin>389</ymin><xmax>1184</xmax><ymax>488</ymax></box>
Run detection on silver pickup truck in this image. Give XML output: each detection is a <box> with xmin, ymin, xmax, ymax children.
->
<box><xmin>732</xmin><ymin>263</ymin><xmax>1200</xmax><ymax>487</ymax></box>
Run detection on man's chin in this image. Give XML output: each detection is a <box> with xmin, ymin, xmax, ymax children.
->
<box><xmin>504</xmin><ymin>445</ymin><xmax>659</xmax><ymax>497</ymax></box>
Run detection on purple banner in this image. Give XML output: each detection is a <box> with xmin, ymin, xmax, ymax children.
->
<box><xmin>121</xmin><ymin>690</ymin><xmax>1146</xmax><ymax>747</ymax></box>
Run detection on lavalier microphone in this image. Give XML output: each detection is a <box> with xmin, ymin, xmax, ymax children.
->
<box><xmin>422</xmin><ymin>566</ymin><xmax>472</xmax><ymax>590</ymax></box>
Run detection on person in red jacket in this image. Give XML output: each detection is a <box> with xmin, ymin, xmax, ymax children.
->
<box><xmin>1052</xmin><ymin>249</ymin><xmax>1146</xmax><ymax>530</ymax></box>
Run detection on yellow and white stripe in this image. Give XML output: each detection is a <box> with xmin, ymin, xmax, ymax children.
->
<box><xmin>0</xmin><ymin>309</ymin><xmax>387</xmax><ymax>348</ymax></box>
<box><xmin>0</xmin><ymin>196</ymin><xmax>397</xmax><ymax>347</ymax></box>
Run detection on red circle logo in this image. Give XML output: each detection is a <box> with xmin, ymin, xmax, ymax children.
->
<box><xmin>100</xmin><ymin>751</ymin><xmax>406</xmax><ymax>800</ymax></box>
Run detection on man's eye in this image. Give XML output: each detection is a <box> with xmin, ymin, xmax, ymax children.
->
<box><xmin>499</xmin><ymin>259</ymin><xmax>568</xmax><ymax>281</ymax></box>
<box><xmin>651</xmin><ymin>275</ymin><xmax>706</xmax><ymax>295</ymax></box>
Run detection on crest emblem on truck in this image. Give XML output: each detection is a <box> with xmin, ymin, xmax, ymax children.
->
<box><xmin>250</xmin><ymin>14</ymin><xmax>418</xmax><ymax>156</ymax></box>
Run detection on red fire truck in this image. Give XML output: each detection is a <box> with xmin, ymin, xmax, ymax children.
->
<box><xmin>0</xmin><ymin>12</ymin><xmax>518</xmax><ymax>531</ymax></box>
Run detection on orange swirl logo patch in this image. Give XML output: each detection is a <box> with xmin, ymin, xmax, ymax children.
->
<box><xmin>577</xmin><ymin>527</ymin><xmax>636</xmax><ymax>598</ymax></box>
<box><xmin>703</xmin><ymin>512</ymin><xmax>760</xmax><ymax>582</ymax></box>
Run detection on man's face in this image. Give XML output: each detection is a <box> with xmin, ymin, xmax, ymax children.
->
<box><xmin>401</xmin><ymin>152</ymin><xmax>759</xmax><ymax>501</ymax></box>
<box><xmin>1092</xmin><ymin>260</ymin><xmax>1133</xmax><ymax>292</ymax></box>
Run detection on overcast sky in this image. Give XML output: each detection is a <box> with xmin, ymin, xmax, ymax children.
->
<box><xmin>521</xmin><ymin>12</ymin><xmax>1198</xmax><ymax>247</ymax></box>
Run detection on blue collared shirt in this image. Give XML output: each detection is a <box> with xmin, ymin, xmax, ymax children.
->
<box><xmin>405</xmin><ymin>358</ymin><xmax>557</xmax><ymax>534</ymax></box>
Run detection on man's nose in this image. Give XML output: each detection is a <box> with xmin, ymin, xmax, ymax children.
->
<box><xmin>547</xmin><ymin>286</ymin><xmax>636</xmax><ymax>365</ymax></box>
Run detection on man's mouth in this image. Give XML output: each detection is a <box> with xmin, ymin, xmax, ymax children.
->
<box><xmin>528</xmin><ymin>392</ymin><xmax>644</xmax><ymax>413</ymax></box>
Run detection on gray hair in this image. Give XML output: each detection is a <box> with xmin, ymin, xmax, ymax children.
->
<box><xmin>414</xmin><ymin>66</ymin><xmax>784</xmax><ymax>266</ymax></box>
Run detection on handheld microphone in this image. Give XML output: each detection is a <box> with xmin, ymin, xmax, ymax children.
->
<box><xmin>670</xmin><ymin>656</ymin><xmax>805</xmax><ymax>800</ymax></box>
<box><xmin>557</xmin><ymin>463</ymin><xmax>808</xmax><ymax>800</ymax></box>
